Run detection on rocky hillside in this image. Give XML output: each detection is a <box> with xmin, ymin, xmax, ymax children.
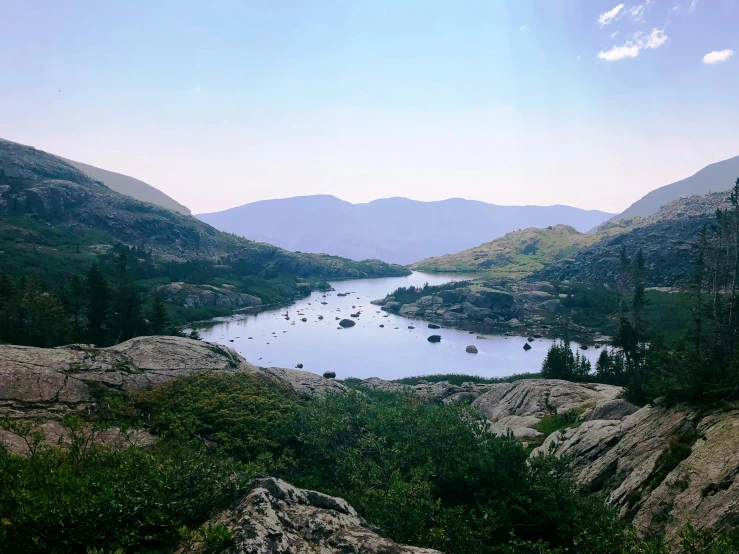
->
<box><xmin>533</xmin><ymin>191</ymin><xmax>733</xmax><ymax>287</ymax></box>
<box><xmin>410</xmin><ymin>224</ymin><xmax>601</xmax><ymax>276</ymax></box>
<box><xmin>535</xmin><ymin>401</ymin><xmax>739</xmax><ymax>547</ymax></box>
<box><xmin>62</xmin><ymin>156</ymin><xmax>192</xmax><ymax>215</ymax></box>
<box><xmin>611</xmin><ymin>153</ymin><xmax>739</xmax><ymax>221</ymax></box>
<box><xmin>0</xmin><ymin>138</ymin><xmax>409</xmax><ymax>287</ymax></box>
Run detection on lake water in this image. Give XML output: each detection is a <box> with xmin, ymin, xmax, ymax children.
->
<box><xmin>195</xmin><ymin>272</ymin><xmax>601</xmax><ymax>380</ymax></box>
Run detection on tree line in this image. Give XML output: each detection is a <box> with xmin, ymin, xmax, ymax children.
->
<box><xmin>0</xmin><ymin>248</ymin><xmax>176</xmax><ymax>348</ymax></box>
<box><xmin>543</xmin><ymin>178</ymin><xmax>739</xmax><ymax>404</ymax></box>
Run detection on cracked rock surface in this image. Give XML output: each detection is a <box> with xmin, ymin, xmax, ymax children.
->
<box><xmin>181</xmin><ymin>476</ymin><xmax>442</xmax><ymax>554</ymax></box>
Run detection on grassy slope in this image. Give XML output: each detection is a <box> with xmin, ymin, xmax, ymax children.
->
<box><xmin>410</xmin><ymin>224</ymin><xmax>602</xmax><ymax>277</ymax></box>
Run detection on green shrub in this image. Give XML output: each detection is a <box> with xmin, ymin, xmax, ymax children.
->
<box><xmin>283</xmin><ymin>391</ymin><xmax>636</xmax><ymax>553</ymax></box>
<box><xmin>129</xmin><ymin>372</ymin><xmax>297</xmax><ymax>463</ymax></box>
<box><xmin>0</xmin><ymin>439</ymin><xmax>247</xmax><ymax>553</ymax></box>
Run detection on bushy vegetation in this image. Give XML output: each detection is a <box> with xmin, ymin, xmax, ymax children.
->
<box><xmin>0</xmin><ymin>423</ymin><xmax>248</xmax><ymax>553</ymax></box>
<box><xmin>392</xmin><ymin>372</ymin><xmax>542</xmax><ymax>386</ymax></box>
<box><xmin>3</xmin><ymin>372</ymin><xmax>739</xmax><ymax>553</ymax></box>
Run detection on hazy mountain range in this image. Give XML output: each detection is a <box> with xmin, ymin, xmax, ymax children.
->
<box><xmin>197</xmin><ymin>196</ymin><xmax>614</xmax><ymax>265</ymax></box>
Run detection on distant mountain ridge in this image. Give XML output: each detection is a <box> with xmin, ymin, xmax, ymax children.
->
<box><xmin>198</xmin><ymin>195</ymin><xmax>613</xmax><ymax>265</ymax></box>
<box><xmin>609</xmin><ymin>154</ymin><xmax>739</xmax><ymax>222</ymax></box>
<box><xmin>61</xmin><ymin>157</ymin><xmax>191</xmax><ymax>215</ymax></box>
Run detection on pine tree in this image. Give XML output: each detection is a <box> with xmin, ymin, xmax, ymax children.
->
<box><xmin>149</xmin><ymin>295</ymin><xmax>170</xmax><ymax>335</ymax></box>
<box><xmin>111</xmin><ymin>250</ymin><xmax>146</xmax><ymax>342</ymax></box>
<box><xmin>86</xmin><ymin>261</ymin><xmax>110</xmax><ymax>346</ymax></box>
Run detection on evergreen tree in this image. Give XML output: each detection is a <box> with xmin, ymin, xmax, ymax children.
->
<box><xmin>65</xmin><ymin>274</ymin><xmax>85</xmax><ymax>340</ymax></box>
<box><xmin>86</xmin><ymin>261</ymin><xmax>110</xmax><ymax>346</ymax></box>
<box><xmin>111</xmin><ymin>250</ymin><xmax>146</xmax><ymax>342</ymax></box>
<box><xmin>149</xmin><ymin>295</ymin><xmax>170</xmax><ymax>335</ymax></box>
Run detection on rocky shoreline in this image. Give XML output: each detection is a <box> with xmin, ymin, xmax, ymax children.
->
<box><xmin>373</xmin><ymin>278</ymin><xmax>611</xmax><ymax>344</ymax></box>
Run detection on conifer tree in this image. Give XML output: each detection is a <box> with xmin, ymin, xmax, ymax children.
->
<box><xmin>85</xmin><ymin>261</ymin><xmax>110</xmax><ymax>346</ymax></box>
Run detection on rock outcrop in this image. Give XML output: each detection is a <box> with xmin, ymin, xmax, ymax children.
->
<box><xmin>158</xmin><ymin>282</ymin><xmax>262</xmax><ymax>310</ymax></box>
<box><xmin>183</xmin><ymin>476</ymin><xmax>442</xmax><ymax>554</ymax></box>
<box><xmin>0</xmin><ymin>336</ymin><xmax>255</xmax><ymax>420</ymax></box>
<box><xmin>261</xmin><ymin>367</ymin><xmax>347</xmax><ymax>398</ymax></box>
<box><xmin>353</xmin><ymin>377</ymin><xmax>491</xmax><ymax>405</ymax></box>
<box><xmin>0</xmin><ymin>336</ymin><xmax>349</xmax><ymax>421</ymax></box>
<box><xmin>533</xmin><ymin>403</ymin><xmax>739</xmax><ymax>546</ymax></box>
<box><xmin>471</xmin><ymin>379</ymin><xmax>623</xmax><ymax>439</ymax></box>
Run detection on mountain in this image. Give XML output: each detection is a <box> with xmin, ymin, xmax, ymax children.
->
<box><xmin>61</xmin><ymin>157</ymin><xmax>191</xmax><ymax>215</ymax></box>
<box><xmin>197</xmin><ymin>196</ymin><xmax>614</xmax><ymax>265</ymax></box>
<box><xmin>533</xmin><ymin>190</ymin><xmax>734</xmax><ymax>287</ymax></box>
<box><xmin>610</xmin><ymin>154</ymin><xmax>739</xmax><ymax>221</ymax></box>
<box><xmin>0</xmin><ymin>138</ymin><xmax>409</xmax><ymax>292</ymax></box>
<box><xmin>409</xmin><ymin>224</ymin><xmax>602</xmax><ymax>276</ymax></box>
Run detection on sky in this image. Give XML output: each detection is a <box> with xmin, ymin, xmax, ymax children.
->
<box><xmin>1</xmin><ymin>0</ymin><xmax>738</xmax><ymax>214</ymax></box>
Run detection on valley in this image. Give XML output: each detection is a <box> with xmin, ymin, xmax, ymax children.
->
<box><xmin>195</xmin><ymin>271</ymin><xmax>600</xmax><ymax>379</ymax></box>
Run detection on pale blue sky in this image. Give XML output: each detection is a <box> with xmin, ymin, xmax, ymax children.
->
<box><xmin>1</xmin><ymin>0</ymin><xmax>737</xmax><ymax>212</ymax></box>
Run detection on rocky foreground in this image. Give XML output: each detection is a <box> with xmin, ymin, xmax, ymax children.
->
<box><xmin>180</xmin><ymin>477</ymin><xmax>441</xmax><ymax>554</ymax></box>
<box><xmin>2</xmin><ymin>336</ymin><xmax>739</xmax><ymax>550</ymax></box>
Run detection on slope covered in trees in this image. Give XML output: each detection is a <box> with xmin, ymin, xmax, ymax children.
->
<box><xmin>0</xmin><ymin>138</ymin><xmax>408</xmax><ymax>346</ymax></box>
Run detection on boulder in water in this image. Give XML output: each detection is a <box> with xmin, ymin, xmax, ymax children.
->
<box><xmin>428</xmin><ymin>323</ymin><xmax>441</xmax><ymax>329</ymax></box>
<box><xmin>523</xmin><ymin>343</ymin><xmax>532</xmax><ymax>351</ymax></box>
<box><xmin>466</xmin><ymin>345</ymin><xmax>478</xmax><ymax>354</ymax></box>
<box><xmin>339</xmin><ymin>319</ymin><xmax>356</xmax><ymax>328</ymax></box>
<box><xmin>427</xmin><ymin>335</ymin><xmax>442</xmax><ymax>343</ymax></box>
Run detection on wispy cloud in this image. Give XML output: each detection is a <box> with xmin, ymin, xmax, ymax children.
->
<box><xmin>689</xmin><ymin>0</ymin><xmax>699</xmax><ymax>12</ymax></box>
<box><xmin>627</xmin><ymin>4</ymin><xmax>646</xmax><ymax>22</ymax></box>
<box><xmin>519</xmin><ymin>24</ymin><xmax>528</xmax><ymax>31</ymax></box>
<box><xmin>702</xmin><ymin>49</ymin><xmax>734</xmax><ymax>65</ymax></box>
<box><xmin>611</xmin><ymin>30</ymin><xmax>620</xmax><ymax>38</ymax></box>
<box><xmin>598</xmin><ymin>4</ymin><xmax>625</xmax><ymax>26</ymax></box>
<box><xmin>598</xmin><ymin>28</ymin><xmax>667</xmax><ymax>61</ymax></box>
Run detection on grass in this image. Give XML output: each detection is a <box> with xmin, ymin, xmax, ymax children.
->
<box><xmin>410</xmin><ymin>225</ymin><xmax>602</xmax><ymax>277</ymax></box>
<box><xmin>393</xmin><ymin>372</ymin><xmax>542</xmax><ymax>386</ymax></box>
<box><xmin>532</xmin><ymin>406</ymin><xmax>590</xmax><ymax>437</ymax></box>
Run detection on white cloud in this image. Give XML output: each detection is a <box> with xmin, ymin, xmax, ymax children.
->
<box><xmin>611</xmin><ymin>30</ymin><xmax>620</xmax><ymax>38</ymax></box>
<box><xmin>702</xmin><ymin>49</ymin><xmax>734</xmax><ymax>64</ymax></box>
<box><xmin>598</xmin><ymin>27</ymin><xmax>667</xmax><ymax>61</ymax></box>
<box><xmin>689</xmin><ymin>0</ymin><xmax>699</xmax><ymax>12</ymax></box>
<box><xmin>598</xmin><ymin>44</ymin><xmax>640</xmax><ymax>61</ymax></box>
<box><xmin>644</xmin><ymin>28</ymin><xmax>667</xmax><ymax>49</ymax></box>
<box><xmin>519</xmin><ymin>24</ymin><xmax>528</xmax><ymax>31</ymax></box>
<box><xmin>598</xmin><ymin>4</ymin><xmax>624</xmax><ymax>26</ymax></box>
